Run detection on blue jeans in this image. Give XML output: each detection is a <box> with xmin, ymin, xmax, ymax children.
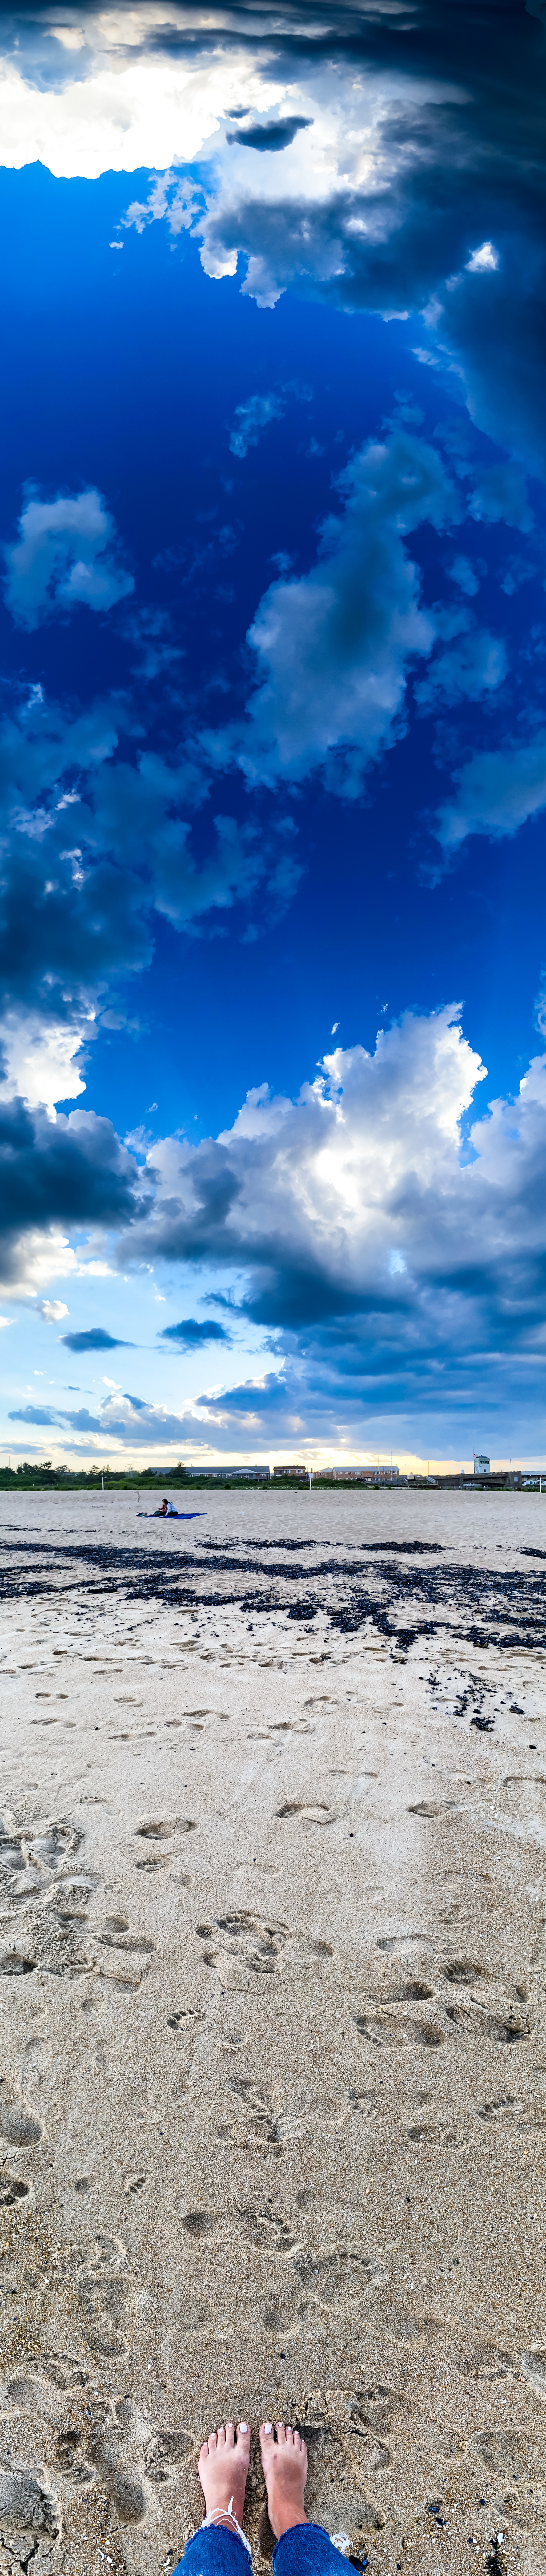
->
<box><xmin>176</xmin><ymin>2523</ymin><xmax>356</xmax><ymax>2576</ymax></box>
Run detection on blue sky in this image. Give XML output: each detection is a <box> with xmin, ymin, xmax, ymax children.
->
<box><xmin>1</xmin><ymin>1</ymin><xmax>546</xmax><ymax>1469</ymax></box>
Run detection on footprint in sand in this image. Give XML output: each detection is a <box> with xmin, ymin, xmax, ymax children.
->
<box><xmin>53</xmin><ymin>2397</ymin><xmax>152</xmax><ymax>2523</ymax></box>
<box><xmin>0</xmin><ymin>1818</ymin><xmax>94</xmax><ymax>1976</ymax></box>
<box><xmin>521</xmin><ymin>2349</ymin><xmax>546</xmax><ymax>2397</ymax></box>
<box><xmin>197</xmin><ymin>1909</ymin><xmax>288</xmax><ymax>1977</ymax></box>
<box><xmin>135</xmin><ymin>1816</ymin><xmax>179</xmax><ymax>1839</ymax></box>
<box><xmin>135</xmin><ymin>1850</ymin><xmax>172</xmax><ymax>1871</ymax></box>
<box><xmin>349</xmin><ymin>2088</ymin><xmax>378</xmax><ymax>2118</ymax></box>
<box><xmin>222</xmin><ymin>2076</ymin><xmax>281</xmax><ymax>2145</ymax></box>
<box><xmin>386</xmin><ymin>1978</ymin><xmax>435</xmax><ymax>2003</ymax></box>
<box><xmin>167</xmin><ymin>2006</ymin><xmax>202</xmax><ymax>2033</ymax></box>
<box><xmin>144</xmin><ymin>2427</ymin><xmax>194</xmax><ymax>2478</ymax></box>
<box><xmin>276</xmin><ymin>1801</ymin><xmax>337</xmax><ymax>1828</ymax></box>
<box><xmin>96</xmin><ymin>1919</ymin><xmax>156</xmax><ymax>1988</ymax></box>
<box><xmin>293</xmin><ymin>2248</ymin><xmax>383</xmax><ymax>2307</ymax></box>
<box><xmin>296</xmin><ymin>2412</ymin><xmax>383</xmax><ymax>2535</ymax></box>
<box><xmin>488</xmin><ymin>2010</ymin><xmax>532</xmax><ymax>2045</ymax></box>
<box><xmin>0</xmin><ymin>2087</ymin><xmax>42</xmax><ymax>2146</ymax></box>
<box><xmin>72</xmin><ymin>2230</ymin><xmax>133</xmax><ymax>2359</ymax></box>
<box><xmin>235</xmin><ymin>2204</ymin><xmax>297</xmax><ymax>2253</ymax></box>
<box><xmin>407</xmin><ymin>1799</ymin><xmax>447</xmax><ymax>1819</ymax></box>
<box><xmin>0</xmin><ymin>2473</ymin><xmax>59</xmax><ymax>2544</ymax></box>
<box><xmin>47</xmin><ymin>1875</ymin><xmax>97</xmax><ymax>1922</ymax></box>
<box><xmin>355</xmin><ymin>2008</ymin><xmax>445</xmax><ymax>2049</ymax></box>
<box><xmin>444</xmin><ymin>1958</ymin><xmax>487</xmax><ymax>1985</ymax></box>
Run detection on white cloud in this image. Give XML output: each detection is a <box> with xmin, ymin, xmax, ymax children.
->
<box><xmin>1</xmin><ymin>13</ymin><xmax>544</xmax><ymax>483</ymax></box>
<box><xmin>0</xmin><ymin>689</ymin><xmax>276</xmax><ymax>1110</ymax></box>
<box><xmin>39</xmin><ymin>1299</ymin><xmax>69</xmax><ymax>1323</ymax></box>
<box><xmin>0</xmin><ymin>1014</ymin><xmax>91</xmax><ymax>1114</ymax></box>
<box><xmin>414</xmin><ymin>624</ymin><xmax>507</xmax><ymax>711</ymax></box>
<box><xmin>107</xmin><ymin>1006</ymin><xmax>546</xmax><ymax>1448</ymax></box>
<box><xmin>0</xmin><ymin>44</ymin><xmax>250</xmax><ymax>181</ymax></box>
<box><xmin>229</xmin><ymin>391</ymin><xmax>284</xmax><ymax>457</ymax></box>
<box><xmin>124</xmin><ymin>1006</ymin><xmax>487</xmax><ymax>1295</ymax></box>
<box><xmin>0</xmin><ymin>1229</ymin><xmax>82</xmax><ymax>1302</ymax></box>
<box><xmin>468</xmin><ymin>461</ymin><xmax>533</xmax><ymax>532</ymax></box>
<box><xmin>123</xmin><ymin>171</ymin><xmax>203</xmax><ymax>238</ymax></box>
<box><xmin>436</xmin><ymin>730</ymin><xmax>546</xmax><ymax>848</ymax></box>
<box><xmin>211</xmin><ymin>429</ymin><xmax>459</xmax><ymax>793</ymax></box>
<box><xmin>448</xmin><ymin>554</ymin><xmax>481</xmax><ymax>597</ymax></box>
<box><xmin>466</xmin><ymin>241</ymin><xmax>499</xmax><ymax>273</ymax></box>
<box><xmin>4</xmin><ymin>1008</ymin><xmax>546</xmax><ymax>1442</ymax></box>
<box><xmin>4</xmin><ymin>488</ymin><xmax>133</xmax><ymax>630</ymax></box>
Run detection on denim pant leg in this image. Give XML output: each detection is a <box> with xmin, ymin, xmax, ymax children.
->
<box><xmin>274</xmin><ymin>2524</ymin><xmax>349</xmax><ymax>2576</ymax></box>
<box><xmin>174</xmin><ymin>2526</ymin><xmax>250</xmax><ymax>2576</ymax></box>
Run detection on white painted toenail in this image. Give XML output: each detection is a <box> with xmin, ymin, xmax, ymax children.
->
<box><xmin>264</xmin><ymin>2425</ymin><xmax>273</xmax><ymax>2436</ymax></box>
<box><xmin>239</xmin><ymin>2425</ymin><xmax>248</xmax><ymax>2434</ymax></box>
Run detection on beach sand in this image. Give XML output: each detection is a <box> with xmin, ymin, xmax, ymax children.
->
<box><xmin>0</xmin><ymin>1488</ymin><xmax>544</xmax><ymax>2576</ymax></box>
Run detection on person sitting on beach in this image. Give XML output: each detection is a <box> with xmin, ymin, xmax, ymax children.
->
<box><xmin>175</xmin><ymin>2420</ymin><xmax>351</xmax><ymax>2576</ymax></box>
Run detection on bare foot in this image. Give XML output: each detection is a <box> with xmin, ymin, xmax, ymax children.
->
<box><xmin>259</xmin><ymin>2422</ymin><xmax>308</xmax><ymax>2539</ymax></box>
<box><xmin>198</xmin><ymin>2424</ymin><xmax>251</xmax><ymax>2529</ymax></box>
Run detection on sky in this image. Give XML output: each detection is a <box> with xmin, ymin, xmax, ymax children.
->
<box><xmin>1</xmin><ymin>0</ymin><xmax>546</xmax><ymax>1472</ymax></box>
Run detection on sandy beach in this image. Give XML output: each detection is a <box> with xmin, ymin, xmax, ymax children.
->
<box><xmin>0</xmin><ymin>1489</ymin><xmax>544</xmax><ymax>2576</ymax></box>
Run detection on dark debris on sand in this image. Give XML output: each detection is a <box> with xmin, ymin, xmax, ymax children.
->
<box><xmin>0</xmin><ymin>1531</ymin><xmax>544</xmax><ymax>1658</ymax></box>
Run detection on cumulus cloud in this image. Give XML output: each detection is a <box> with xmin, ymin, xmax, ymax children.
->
<box><xmin>5</xmin><ymin>1007</ymin><xmax>546</xmax><ymax>1444</ymax></box>
<box><xmin>107</xmin><ymin>1005</ymin><xmax>546</xmax><ymax>1443</ymax></box>
<box><xmin>2</xmin><ymin>7</ymin><xmax>546</xmax><ymax>476</ymax></box>
<box><xmin>121</xmin><ymin>1008</ymin><xmax>485</xmax><ymax>1305</ymax></box>
<box><xmin>4</xmin><ymin>489</ymin><xmax>134</xmax><ymax>629</ymax></box>
<box><xmin>0</xmin><ymin>1096</ymin><xmax>145</xmax><ymax>1295</ymax></box>
<box><xmin>0</xmin><ymin>687</ymin><xmax>271</xmax><ymax>1099</ymax></box>
<box><xmin>7</xmin><ymin>1390</ymin><xmax>204</xmax><ymax>1449</ymax></box>
<box><xmin>436</xmin><ymin>730</ymin><xmax>546</xmax><ymax>848</ymax></box>
<box><xmin>208</xmin><ymin>429</ymin><xmax>459</xmax><ymax>794</ymax></box>
<box><xmin>466</xmin><ymin>241</ymin><xmax>499</xmax><ymax>274</ymax></box>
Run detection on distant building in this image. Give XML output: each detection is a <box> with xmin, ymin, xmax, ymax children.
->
<box><xmin>185</xmin><ymin>1464</ymin><xmax>270</xmax><ymax>1482</ymax></box>
<box><xmin>318</xmin><ymin>1465</ymin><xmax>399</xmax><ymax>1484</ymax></box>
<box><xmin>473</xmin><ymin>1453</ymin><xmax>490</xmax><ymax>1475</ymax></box>
<box><xmin>272</xmin><ymin>1464</ymin><xmax>308</xmax><ymax>1479</ymax></box>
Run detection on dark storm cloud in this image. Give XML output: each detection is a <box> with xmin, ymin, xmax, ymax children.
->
<box><xmin>117</xmin><ymin>0</ymin><xmax>546</xmax><ymax>478</ymax></box>
<box><xmin>0</xmin><ymin>1094</ymin><xmax>146</xmax><ymax>1287</ymax></box>
<box><xmin>226</xmin><ymin>116</ymin><xmax>312</xmax><ymax>150</ymax></box>
<box><xmin>61</xmin><ymin>1327</ymin><xmax>133</xmax><ymax>1350</ymax></box>
<box><xmin>159</xmin><ymin>1317</ymin><xmax>232</xmax><ymax>1346</ymax></box>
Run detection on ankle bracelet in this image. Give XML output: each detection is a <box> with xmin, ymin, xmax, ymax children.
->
<box><xmin>202</xmin><ymin>2505</ymin><xmax>252</xmax><ymax>2558</ymax></box>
